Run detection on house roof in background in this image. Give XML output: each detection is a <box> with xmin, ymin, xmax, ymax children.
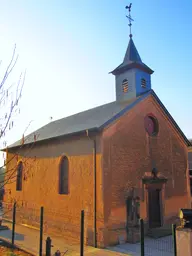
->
<box><xmin>188</xmin><ymin>139</ymin><xmax>192</xmax><ymax>153</ymax></box>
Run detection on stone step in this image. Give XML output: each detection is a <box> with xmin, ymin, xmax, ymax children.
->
<box><xmin>147</xmin><ymin>226</ymin><xmax>172</xmax><ymax>238</ymax></box>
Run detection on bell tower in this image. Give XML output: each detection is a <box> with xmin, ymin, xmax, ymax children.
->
<box><xmin>110</xmin><ymin>4</ymin><xmax>154</xmax><ymax>102</ymax></box>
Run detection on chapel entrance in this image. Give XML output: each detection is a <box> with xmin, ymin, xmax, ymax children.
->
<box><xmin>148</xmin><ymin>188</ymin><xmax>161</xmax><ymax>228</ymax></box>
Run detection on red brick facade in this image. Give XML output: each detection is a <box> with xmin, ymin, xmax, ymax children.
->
<box><xmin>101</xmin><ymin>95</ymin><xmax>190</xmax><ymax>245</ymax></box>
<box><xmin>4</xmin><ymin>94</ymin><xmax>190</xmax><ymax>247</ymax></box>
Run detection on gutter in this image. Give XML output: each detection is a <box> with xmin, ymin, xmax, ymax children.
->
<box><xmin>4</xmin><ymin>127</ymin><xmax>99</xmax><ymax>152</ymax></box>
<box><xmin>86</xmin><ymin>130</ymin><xmax>97</xmax><ymax>248</ymax></box>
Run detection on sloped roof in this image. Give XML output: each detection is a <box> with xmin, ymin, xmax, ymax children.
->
<box><xmin>8</xmin><ymin>90</ymin><xmax>191</xmax><ymax>149</ymax></box>
<box><xmin>111</xmin><ymin>38</ymin><xmax>154</xmax><ymax>75</ymax></box>
<box><xmin>8</xmin><ymin>92</ymin><xmax>149</xmax><ymax>149</ymax></box>
<box><xmin>123</xmin><ymin>37</ymin><xmax>142</xmax><ymax>63</ymax></box>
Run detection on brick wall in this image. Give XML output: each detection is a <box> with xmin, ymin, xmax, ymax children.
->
<box><xmin>102</xmin><ymin>95</ymin><xmax>190</xmax><ymax>246</ymax></box>
<box><xmin>4</xmin><ymin>134</ymin><xmax>104</xmax><ymax>246</ymax></box>
<box><xmin>4</xmin><ymin>95</ymin><xmax>191</xmax><ymax>248</ymax></box>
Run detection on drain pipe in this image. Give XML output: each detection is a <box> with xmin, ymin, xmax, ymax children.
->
<box><xmin>86</xmin><ymin>129</ymin><xmax>97</xmax><ymax>248</ymax></box>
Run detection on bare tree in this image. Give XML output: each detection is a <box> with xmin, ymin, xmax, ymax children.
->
<box><xmin>0</xmin><ymin>44</ymin><xmax>26</xmax><ymax>187</ymax></box>
<box><xmin>0</xmin><ymin>44</ymin><xmax>25</xmax><ymax>146</ymax></box>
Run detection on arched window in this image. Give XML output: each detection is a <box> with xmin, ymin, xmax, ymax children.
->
<box><xmin>122</xmin><ymin>79</ymin><xmax>129</xmax><ymax>93</ymax></box>
<box><xmin>141</xmin><ymin>78</ymin><xmax>146</xmax><ymax>88</ymax></box>
<box><xmin>144</xmin><ymin>114</ymin><xmax>159</xmax><ymax>136</ymax></box>
<box><xmin>16</xmin><ymin>162</ymin><xmax>23</xmax><ymax>191</ymax></box>
<box><xmin>59</xmin><ymin>156</ymin><xmax>69</xmax><ymax>194</ymax></box>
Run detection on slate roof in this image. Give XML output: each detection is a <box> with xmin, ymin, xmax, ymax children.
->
<box><xmin>123</xmin><ymin>37</ymin><xmax>142</xmax><ymax>63</ymax></box>
<box><xmin>8</xmin><ymin>89</ymin><xmax>191</xmax><ymax>149</ymax></box>
<box><xmin>111</xmin><ymin>38</ymin><xmax>154</xmax><ymax>75</ymax></box>
<box><xmin>8</xmin><ymin>92</ymin><xmax>148</xmax><ymax>148</ymax></box>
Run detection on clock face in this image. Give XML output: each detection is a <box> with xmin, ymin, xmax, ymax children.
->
<box><xmin>144</xmin><ymin>115</ymin><xmax>158</xmax><ymax>136</ymax></box>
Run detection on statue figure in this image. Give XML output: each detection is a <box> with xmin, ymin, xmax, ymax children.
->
<box><xmin>134</xmin><ymin>196</ymin><xmax>140</xmax><ymax>226</ymax></box>
<box><xmin>127</xmin><ymin>187</ymin><xmax>140</xmax><ymax>227</ymax></box>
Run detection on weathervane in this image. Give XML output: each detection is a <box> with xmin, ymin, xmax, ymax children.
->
<box><xmin>125</xmin><ymin>3</ymin><xmax>134</xmax><ymax>38</ymax></box>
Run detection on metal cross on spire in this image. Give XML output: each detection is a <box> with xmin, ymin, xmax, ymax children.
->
<box><xmin>125</xmin><ymin>3</ymin><xmax>134</xmax><ymax>38</ymax></box>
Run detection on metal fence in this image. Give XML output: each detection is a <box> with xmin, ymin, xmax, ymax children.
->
<box><xmin>1</xmin><ymin>202</ymin><xmax>85</xmax><ymax>256</ymax></box>
<box><xmin>0</xmin><ymin>202</ymin><xmax>178</xmax><ymax>256</ymax></box>
<box><xmin>140</xmin><ymin>219</ymin><xmax>176</xmax><ymax>256</ymax></box>
<box><xmin>143</xmin><ymin>236</ymin><xmax>174</xmax><ymax>256</ymax></box>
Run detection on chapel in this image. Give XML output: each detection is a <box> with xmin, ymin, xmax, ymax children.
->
<box><xmin>4</xmin><ymin>6</ymin><xmax>191</xmax><ymax>247</ymax></box>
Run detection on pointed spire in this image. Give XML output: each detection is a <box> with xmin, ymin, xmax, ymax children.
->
<box><xmin>123</xmin><ymin>37</ymin><xmax>142</xmax><ymax>64</ymax></box>
<box><xmin>110</xmin><ymin>4</ymin><xmax>154</xmax><ymax>103</ymax></box>
<box><xmin>110</xmin><ymin>37</ymin><xmax>153</xmax><ymax>76</ymax></box>
<box><xmin>124</xmin><ymin>3</ymin><xmax>141</xmax><ymax>63</ymax></box>
<box><xmin>110</xmin><ymin>4</ymin><xmax>153</xmax><ymax>76</ymax></box>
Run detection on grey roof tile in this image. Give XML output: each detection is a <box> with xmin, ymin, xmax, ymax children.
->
<box><xmin>111</xmin><ymin>38</ymin><xmax>154</xmax><ymax>75</ymax></box>
<box><xmin>123</xmin><ymin>37</ymin><xmax>142</xmax><ymax>63</ymax></box>
<box><xmin>9</xmin><ymin>97</ymin><xmax>141</xmax><ymax>148</ymax></box>
<box><xmin>8</xmin><ymin>90</ymin><xmax>191</xmax><ymax>149</ymax></box>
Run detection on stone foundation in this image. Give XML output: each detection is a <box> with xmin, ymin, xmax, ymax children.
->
<box><xmin>104</xmin><ymin>227</ymin><xmax>127</xmax><ymax>247</ymax></box>
<box><xmin>127</xmin><ymin>226</ymin><xmax>140</xmax><ymax>243</ymax></box>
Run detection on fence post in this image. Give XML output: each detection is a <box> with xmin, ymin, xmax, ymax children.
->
<box><xmin>45</xmin><ymin>237</ymin><xmax>52</xmax><ymax>256</ymax></box>
<box><xmin>11</xmin><ymin>201</ymin><xmax>16</xmax><ymax>246</ymax></box>
<box><xmin>140</xmin><ymin>219</ymin><xmax>145</xmax><ymax>256</ymax></box>
<box><xmin>39</xmin><ymin>206</ymin><xmax>44</xmax><ymax>256</ymax></box>
<box><xmin>172</xmin><ymin>224</ymin><xmax>177</xmax><ymax>256</ymax></box>
<box><xmin>80</xmin><ymin>210</ymin><xmax>84</xmax><ymax>256</ymax></box>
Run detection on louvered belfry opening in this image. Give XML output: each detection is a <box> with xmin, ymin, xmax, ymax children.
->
<box><xmin>141</xmin><ymin>78</ymin><xmax>146</xmax><ymax>88</ymax></box>
<box><xmin>122</xmin><ymin>79</ymin><xmax>129</xmax><ymax>93</ymax></box>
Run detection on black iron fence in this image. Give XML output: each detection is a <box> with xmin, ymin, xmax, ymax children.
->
<box><xmin>140</xmin><ymin>219</ymin><xmax>177</xmax><ymax>256</ymax></box>
<box><xmin>1</xmin><ymin>202</ymin><xmax>85</xmax><ymax>256</ymax></box>
<box><xmin>1</xmin><ymin>202</ymin><xmax>178</xmax><ymax>256</ymax></box>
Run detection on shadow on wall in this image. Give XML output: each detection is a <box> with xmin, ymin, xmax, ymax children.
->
<box><xmin>9</xmin><ymin>134</ymin><xmax>100</xmax><ymax>159</ymax></box>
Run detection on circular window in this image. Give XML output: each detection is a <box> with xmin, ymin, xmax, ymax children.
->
<box><xmin>144</xmin><ymin>115</ymin><xmax>158</xmax><ymax>136</ymax></box>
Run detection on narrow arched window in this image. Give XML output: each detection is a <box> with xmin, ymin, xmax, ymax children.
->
<box><xmin>144</xmin><ymin>114</ymin><xmax>159</xmax><ymax>136</ymax></box>
<box><xmin>16</xmin><ymin>162</ymin><xmax>23</xmax><ymax>191</ymax></box>
<box><xmin>59</xmin><ymin>156</ymin><xmax>69</xmax><ymax>194</ymax></box>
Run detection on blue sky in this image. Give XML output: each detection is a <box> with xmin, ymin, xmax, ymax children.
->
<box><xmin>0</xmin><ymin>0</ymin><xmax>192</xmax><ymax>150</ymax></box>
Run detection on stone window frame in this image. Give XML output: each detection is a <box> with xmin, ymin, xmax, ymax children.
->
<box><xmin>58</xmin><ymin>156</ymin><xmax>69</xmax><ymax>195</ymax></box>
<box><xmin>16</xmin><ymin>161</ymin><xmax>23</xmax><ymax>191</ymax></box>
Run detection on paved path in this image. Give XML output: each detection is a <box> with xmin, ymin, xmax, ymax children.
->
<box><xmin>109</xmin><ymin>236</ymin><xmax>174</xmax><ymax>256</ymax></box>
<box><xmin>0</xmin><ymin>220</ymin><xmax>129</xmax><ymax>256</ymax></box>
<box><xmin>0</xmin><ymin>220</ymin><xmax>174</xmax><ymax>256</ymax></box>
